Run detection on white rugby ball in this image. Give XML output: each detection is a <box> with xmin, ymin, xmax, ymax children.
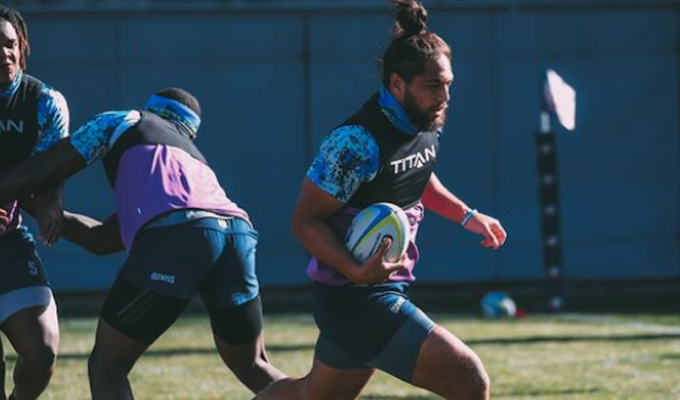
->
<box><xmin>344</xmin><ymin>202</ymin><xmax>410</xmax><ymax>263</ymax></box>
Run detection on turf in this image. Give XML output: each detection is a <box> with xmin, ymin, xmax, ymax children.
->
<box><xmin>2</xmin><ymin>310</ymin><xmax>679</xmax><ymax>399</ymax></box>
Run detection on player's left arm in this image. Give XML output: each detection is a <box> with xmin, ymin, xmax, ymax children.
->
<box><xmin>24</xmin><ymin>87</ymin><xmax>72</xmax><ymax>246</ymax></box>
<box><xmin>62</xmin><ymin>211</ymin><xmax>124</xmax><ymax>255</ymax></box>
<box><xmin>421</xmin><ymin>173</ymin><xmax>507</xmax><ymax>249</ymax></box>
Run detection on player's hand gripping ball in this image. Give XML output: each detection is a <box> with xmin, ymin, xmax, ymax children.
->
<box><xmin>345</xmin><ymin>202</ymin><xmax>410</xmax><ymax>263</ymax></box>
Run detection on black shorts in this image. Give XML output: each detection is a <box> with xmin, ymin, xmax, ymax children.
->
<box><xmin>101</xmin><ymin>217</ymin><xmax>262</xmax><ymax>344</ymax></box>
<box><xmin>0</xmin><ymin>227</ymin><xmax>53</xmax><ymax>324</ymax></box>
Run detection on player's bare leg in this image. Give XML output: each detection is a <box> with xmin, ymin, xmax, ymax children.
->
<box><xmin>255</xmin><ymin>358</ymin><xmax>374</xmax><ymax>400</ymax></box>
<box><xmin>214</xmin><ymin>333</ymin><xmax>285</xmax><ymax>393</ymax></box>
<box><xmin>411</xmin><ymin>326</ymin><xmax>490</xmax><ymax>400</ymax></box>
<box><xmin>1</xmin><ymin>300</ymin><xmax>59</xmax><ymax>400</ymax></box>
<box><xmin>88</xmin><ymin>320</ymin><xmax>147</xmax><ymax>400</ymax></box>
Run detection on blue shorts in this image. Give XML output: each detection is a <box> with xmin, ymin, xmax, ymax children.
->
<box><xmin>312</xmin><ymin>282</ymin><xmax>435</xmax><ymax>382</ymax></box>
<box><xmin>118</xmin><ymin>217</ymin><xmax>259</xmax><ymax>307</ymax></box>
<box><xmin>0</xmin><ymin>226</ymin><xmax>54</xmax><ymax>324</ymax></box>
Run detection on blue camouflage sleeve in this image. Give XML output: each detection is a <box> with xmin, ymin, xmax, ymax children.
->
<box><xmin>33</xmin><ymin>86</ymin><xmax>69</xmax><ymax>153</ymax></box>
<box><xmin>306</xmin><ymin>125</ymin><xmax>380</xmax><ymax>203</ymax></box>
<box><xmin>69</xmin><ymin>111</ymin><xmax>133</xmax><ymax>165</ymax></box>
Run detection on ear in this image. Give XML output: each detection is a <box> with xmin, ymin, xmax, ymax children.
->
<box><xmin>389</xmin><ymin>72</ymin><xmax>406</xmax><ymax>102</ymax></box>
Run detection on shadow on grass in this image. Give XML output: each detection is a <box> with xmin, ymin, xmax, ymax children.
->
<box><xmin>3</xmin><ymin>343</ymin><xmax>316</xmax><ymax>361</ymax></box>
<box><xmin>497</xmin><ymin>387</ymin><xmax>604</xmax><ymax>397</ymax></box>
<box><xmin>10</xmin><ymin>332</ymin><xmax>674</xmax><ymax>362</ymax></box>
<box><xmin>467</xmin><ymin>332</ymin><xmax>680</xmax><ymax>346</ymax></box>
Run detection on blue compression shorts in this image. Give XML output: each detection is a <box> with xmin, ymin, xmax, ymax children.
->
<box><xmin>312</xmin><ymin>281</ymin><xmax>435</xmax><ymax>382</ymax></box>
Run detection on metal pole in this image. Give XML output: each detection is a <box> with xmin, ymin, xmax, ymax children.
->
<box><xmin>536</xmin><ymin>71</ymin><xmax>565</xmax><ymax>311</ymax></box>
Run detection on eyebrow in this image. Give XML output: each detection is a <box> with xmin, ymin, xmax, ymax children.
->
<box><xmin>426</xmin><ymin>78</ymin><xmax>453</xmax><ymax>84</ymax></box>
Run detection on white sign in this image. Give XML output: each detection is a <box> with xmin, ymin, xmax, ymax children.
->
<box><xmin>545</xmin><ymin>69</ymin><xmax>576</xmax><ymax>131</ymax></box>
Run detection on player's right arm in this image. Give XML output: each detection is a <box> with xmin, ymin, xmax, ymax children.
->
<box><xmin>62</xmin><ymin>211</ymin><xmax>124</xmax><ymax>256</ymax></box>
<box><xmin>0</xmin><ymin>139</ymin><xmax>85</xmax><ymax>205</ymax></box>
<box><xmin>293</xmin><ymin>179</ymin><xmax>402</xmax><ymax>284</ymax></box>
<box><xmin>293</xmin><ymin>126</ymin><xmax>406</xmax><ymax>284</ymax></box>
<box><xmin>0</xmin><ymin>111</ymin><xmax>135</xmax><ymax>204</ymax></box>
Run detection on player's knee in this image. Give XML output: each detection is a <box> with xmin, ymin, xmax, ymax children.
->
<box><xmin>208</xmin><ymin>296</ymin><xmax>263</xmax><ymax>345</ymax></box>
<box><xmin>87</xmin><ymin>350</ymin><xmax>120</xmax><ymax>385</ymax></box>
<box><xmin>87</xmin><ymin>352</ymin><xmax>102</xmax><ymax>383</ymax></box>
<box><xmin>469</xmin><ymin>363</ymin><xmax>491</xmax><ymax>400</ymax></box>
<box><xmin>446</xmin><ymin>355</ymin><xmax>490</xmax><ymax>400</ymax></box>
<box><xmin>19</xmin><ymin>344</ymin><xmax>57</xmax><ymax>375</ymax></box>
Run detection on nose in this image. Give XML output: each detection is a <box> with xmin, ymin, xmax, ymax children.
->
<box><xmin>1</xmin><ymin>46</ymin><xmax>12</xmax><ymax>59</ymax></box>
<box><xmin>439</xmin><ymin>85</ymin><xmax>450</xmax><ymax>103</ymax></box>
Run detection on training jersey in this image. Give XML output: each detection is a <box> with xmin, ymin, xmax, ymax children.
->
<box><xmin>0</xmin><ymin>72</ymin><xmax>69</xmax><ymax>237</ymax></box>
<box><xmin>69</xmin><ymin>110</ymin><xmax>249</xmax><ymax>250</ymax></box>
<box><xmin>306</xmin><ymin>87</ymin><xmax>440</xmax><ymax>285</ymax></box>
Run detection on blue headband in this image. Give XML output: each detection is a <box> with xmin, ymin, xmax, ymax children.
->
<box><xmin>144</xmin><ymin>94</ymin><xmax>201</xmax><ymax>135</ymax></box>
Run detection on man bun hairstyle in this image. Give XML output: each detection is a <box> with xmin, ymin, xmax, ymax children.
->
<box><xmin>0</xmin><ymin>5</ymin><xmax>30</xmax><ymax>71</ymax></box>
<box><xmin>381</xmin><ymin>0</ymin><xmax>451</xmax><ymax>86</ymax></box>
<box><xmin>155</xmin><ymin>87</ymin><xmax>201</xmax><ymax>118</ymax></box>
<box><xmin>393</xmin><ymin>0</ymin><xmax>427</xmax><ymax>36</ymax></box>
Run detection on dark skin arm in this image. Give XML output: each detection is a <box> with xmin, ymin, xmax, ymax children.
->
<box><xmin>292</xmin><ymin>177</ymin><xmax>406</xmax><ymax>285</ymax></box>
<box><xmin>0</xmin><ymin>139</ymin><xmax>87</xmax><ymax>204</ymax></box>
<box><xmin>20</xmin><ymin>184</ymin><xmax>65</xmax><ymax>247</ymax></box>
<box><xmin>61</xmin><ymin>212</ymin><xmax>124</xmax><ymax>256</ymax></box>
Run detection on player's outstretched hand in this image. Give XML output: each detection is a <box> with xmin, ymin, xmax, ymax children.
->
<box><xmin>352</xmin><ymin>238</ymin><xmax>407</xmax><ymax>285</ymax></box>
<box><xmin>21</xmin><ymin>191</ymin><xmax>65</xmax><ymax>247</ymax></box>
<box><xmin>464</xmin><ymin>212</ymin><xmax>507</xmax><ymax>249</ymax></box>
<box><xmin>38</xmin><ymin>202</ymin><xmax>63</xmax><ymax>247</ymax></box>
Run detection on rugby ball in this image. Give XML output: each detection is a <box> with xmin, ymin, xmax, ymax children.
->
<box><xmin>344</xmin><ymin>202</ymin><xmax>410</xmax><ymax>263</ymax></box>
<box><xmin>480</xmin><ymin>291</ymin><xmax>517</xmax><ymax>318</ymax></box>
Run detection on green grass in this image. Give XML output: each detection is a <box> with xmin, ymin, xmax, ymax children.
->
<box><xmin>2</xmin><ymin>310</ymin><xmax>679</xmax><ymax>399</ymax></box>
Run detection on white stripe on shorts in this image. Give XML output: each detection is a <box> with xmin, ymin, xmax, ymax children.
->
<box><xmin>0</xmin><ymin>286</ymin><xmax>54</xmax><ymax>324</ymax></box>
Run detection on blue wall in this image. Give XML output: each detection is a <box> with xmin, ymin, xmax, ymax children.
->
<box><xmin>14</xmin><ymin>1</ymin><xmax>680</xmax><ymax>290</ymax></box>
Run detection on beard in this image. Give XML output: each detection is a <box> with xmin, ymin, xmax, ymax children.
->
<box><xmin>0</xmin><ymin>63</ymin><xmax>18</xmax><ymax>85</ymax></box>
<box><xmin>403</xmin><ymin>90</ymin><xmax>447</xmax><ymax>132</ymax></box>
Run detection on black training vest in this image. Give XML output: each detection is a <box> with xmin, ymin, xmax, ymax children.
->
<box><xmin>102</xmin><ymin>111</ymin><xmax>207</xmax><ymax>187</ymax></box>
<box><xmin>0</xmin><ymin>74</ymin><xmax>43</xmax><ymax>170</ymax></box>
<box><xmin>341</xmin><ymin>93</ymin><xmax>439</xmax><ymax>209</ymax></box>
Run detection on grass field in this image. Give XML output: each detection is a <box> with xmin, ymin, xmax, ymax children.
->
<box><xmin>2</xmin><ymin>291</ymin><xmax>680</xmax><ymax>399</ymax></box>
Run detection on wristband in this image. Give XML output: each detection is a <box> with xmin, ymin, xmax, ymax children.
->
<box><xmin>461</xmin><ymin>209</ymin><xmax>478</xmax><ymax>227</ymax></box>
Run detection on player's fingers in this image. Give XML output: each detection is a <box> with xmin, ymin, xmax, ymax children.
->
<box><xmin>377</xmin><ymin>236</ymin><xmax>393</xmax><ymax>255</ymax></box>
<box><xmin>41</xmin><ymin>220</ymin><xmax>60</xmax><ymax>247</ymax></box>
<box><xmin>51</xmin><ymin>220</ymin><xmax>62</xmax><ymax>246</ymax></box>
<box><xmin>386</xmin><ymin>263</ymin><xmax>407</xmax><ymax>274</ymax></box>
<box><xmin>365</xmin><ymin>237</ymin><xmax>393</xmax><ymax>266</ymax></box>
<box><xmin>492</xmin><ymin>223</ymin><xmax>507</xmax><ymax>246</ymax></box>
<box><xmin>45</xmin><ymin>229</ymin><xmax>58</xmax><ymax>247</ymax></box>
<box><xmin>39</xmin><ymin>225</ymin><xmax>52</xmax><ymax>247</ymax></box>
<box><xmin>482</xmin><ymin>226</ymin><xmax>500</xmax><ymax>249</ymax></box>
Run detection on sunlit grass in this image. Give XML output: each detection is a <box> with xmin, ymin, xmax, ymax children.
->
<box><xmin>2</xmin><ymin>311</ymin><xmax>679</xmax><ymax>399</ymax></box>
